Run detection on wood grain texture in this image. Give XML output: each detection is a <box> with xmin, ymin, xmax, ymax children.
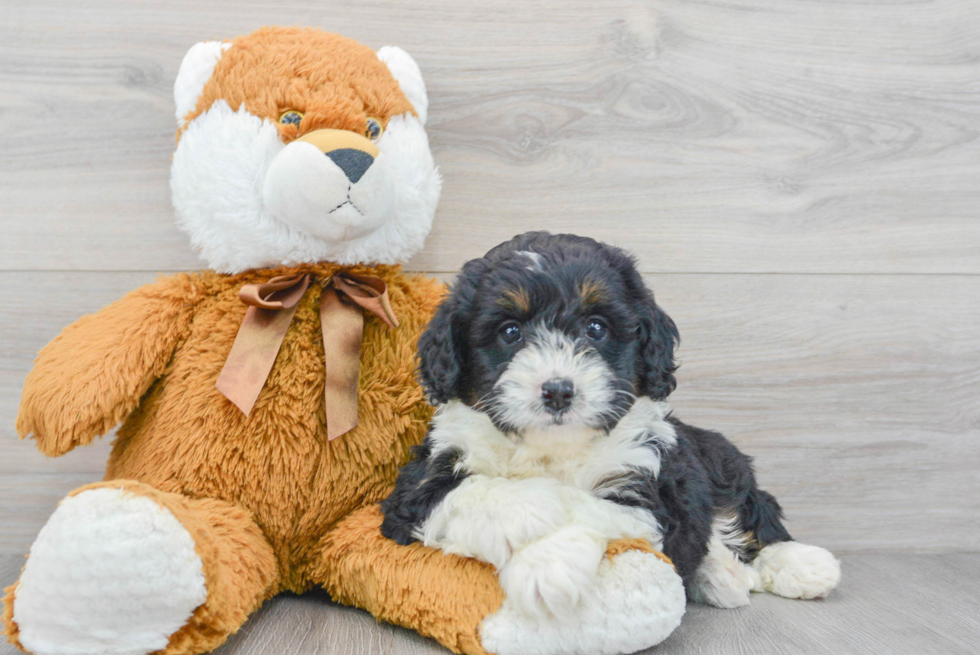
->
<box><xmin>2</xmin><ymin>272</ymin><xmax>977</xmax><ymax>556</ymax></box>
<box><xmin>2</xmin><ymin>554</ymin><xmax>977</xmax><ymax>655</ymax></box>
<box><xmin>2</xmin><ymin>1</ymin><xmax>978</xmax><ymax>653</ymax></box>
<box><xmin>0</xmin><ymin>0</ymin><xmax>979</xmax><ymax>272</ymax></box>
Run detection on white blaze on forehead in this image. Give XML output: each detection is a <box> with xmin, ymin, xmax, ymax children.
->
<box><xmin>515</xmin><ymin>250</ymin><xmax>544</xmax><ymax>271</ymax></box>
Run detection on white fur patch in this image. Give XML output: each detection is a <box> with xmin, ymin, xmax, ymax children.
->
<box><xmin>173</xmin><ymin>41</ymin><xmax>231</xmax><ymax>127</ymax></box>
<box><xmin>171</xmin><ymin>102</ymin><xmax>440</xmax><ymax>273</ymax></box>
<box><xmin>712</xmin><ymin>512</ymin><xmax>753</xmax><ymax>560</ymax></box>
<box><xmin>419</xmin><ymin>475</ymin><xmax>660</xmax><ymax>616</ymax></box>
<box><xmin>262</xmin><ymin>138</ymin><xmax>397</xmax><ymax>242</ymax></box>
<box><xmin>429</xmin><ymin>398</ymin><xmax>674</xmax><ymax>494</ymax></box>
<box><xmin>515</xmin><ymin>250</ymin><xmax>544</xmax><ymax>271</ymax></box>
<box><xmin>688</xmin><ymin>536</ymin><xmax>757</xmax><ymax>608</ymax></box>
<box><xmin>421</xmin><ymin>399</ymin><xmax>676</xmax><ymax>617</ymax></box>
<box><xmin>489</xmin><ymin>329</ymin><xmax>625</xmax><ymax>432</ymax></box>
<box><xmin>497</xmin><ymin>525</ymin><xmax>606</xmax><ymax>618</ymax></box>
<box><xmin>752</xmin><ymin>541</ymin><xmax>841</xmax><ymax>599</ymax></box>
<box><xmin>481</xmin><ymin>549</ymin><xmax>686</xmax><ymax>655</ymax></box>
<box><xmin>171</xmin><ymin>101</ymin><xmax>285</xmax><ymax>272</ymax></box>
<box><xmin>416</xmin><ymin>476</ymin><xmax>574</xmax><ymax>568</ymax></box>
<box><xmin>340</xmin><ymin>113</ymin><xmax>441</xmax><ymax>265</ymax></box>
<box><xmin>12</xmin><ymin>488</ymin><xmax>207</xmax><ymax>655</ymax></box>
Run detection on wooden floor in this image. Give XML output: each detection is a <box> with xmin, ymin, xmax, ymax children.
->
<box><xmin>2</xmin><ymin>553</ymin><xmax>977</xmax><ymax>655</ymax></box>
<box><xmin>1</xmin><ymin>0</ymin><xmax>979</xmax><ymax>653</ymax></box>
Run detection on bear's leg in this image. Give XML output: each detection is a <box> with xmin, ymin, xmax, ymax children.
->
<box><xmin>3</xmin><ymin>480</ymin><xmax>279</xmax><ymax>655</ymax></box>
<box><xmin>310</xmin><ymin>505</ymin><xmax>686</xmax><ymax>655</ymax></box>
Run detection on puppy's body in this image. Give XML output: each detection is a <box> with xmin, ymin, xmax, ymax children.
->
<box><xmin>382</xmin><ymin>232</ymin><xmax>840</xmax><ymax>614</ymax></box>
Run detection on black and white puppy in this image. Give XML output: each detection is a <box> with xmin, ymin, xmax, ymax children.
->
<box><xmin>381</xmin><ymin>232</ymin><xmax>840</xmax><ymax>616</ymax></box>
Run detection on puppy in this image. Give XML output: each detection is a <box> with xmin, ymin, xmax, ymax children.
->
<box><xmin>381</xmin><ymin>232</ymin><xmax>840</xmax><ymax>616</ymax></box>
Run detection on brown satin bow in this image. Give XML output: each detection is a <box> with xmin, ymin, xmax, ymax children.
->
<box><xmin>215</xmin><ymin>272</ymin><xmax>399</xmax><ymax>440</ymax></box>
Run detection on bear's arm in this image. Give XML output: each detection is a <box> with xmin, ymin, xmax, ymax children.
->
<box><xmin>16</xmin><ymin>273</ymin><xmax>204</xmax><ymax>457</ymax></box>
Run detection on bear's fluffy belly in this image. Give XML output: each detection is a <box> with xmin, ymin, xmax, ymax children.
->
<box><xmin>104</xmin><ymin>265</ymin><xmax>439</xmax><ymax>575</ymax></box>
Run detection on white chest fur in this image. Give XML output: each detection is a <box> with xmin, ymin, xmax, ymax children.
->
<box><xmin>418</xmin><ymin>398</ymin><xmax>678</xmax><ymax>619</ymax></box>
<box><xmin>428</xmin><ymin>397</ymin><xmax>676</xmax><ymax>494</ymax></box>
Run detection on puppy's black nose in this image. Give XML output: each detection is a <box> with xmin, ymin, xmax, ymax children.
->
<box><xmin>325</xmin><ymin>148</ymin><xmax>374</xmax><ymax>184</ymax></box>
<box><xmin>541</xmin><ymin>378</ymin><xmax>575</xmax><ymax>412</ymax></box>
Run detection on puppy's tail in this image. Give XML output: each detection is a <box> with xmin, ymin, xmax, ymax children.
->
<box><xmin>739</xmin><ymin>488</ymin><xmax>793</xmax><ymax>561</ymax></box>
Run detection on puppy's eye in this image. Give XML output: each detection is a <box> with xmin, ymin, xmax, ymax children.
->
<box><xmin>585</xmin><ymin>318</ymin><xmax>608</xmax><ymax>342</ymax></box>
<box><xmin>279</xmin><ymin>110</ymin><xmax>304</xmax><ymax>126</ymax></box>
<box><xmin>365</xmin><ymin>117</ymin><xmax>384</xmax><ymax>141</ymax></box>
<box><xmin>499</xmin><ymin>322</ymin><xmax>523</xmax><ymax>345</ymax></box>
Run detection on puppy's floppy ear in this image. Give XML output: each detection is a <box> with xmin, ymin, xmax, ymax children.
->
<box><xmin>418</xmin><ymin>259</ymin><xmax>488</xmax><ymax>404</ymax></box>
<box><xmin>606</xmin><ymin>246</ymin><xmax>679</xmax><ymax>400</ymax></box>
<box><xmin>637</xmin><ymin>299</ymin><xmax>679</xmax><ymax>400</ymax></box>
<box><xmin>417</xmin><ymin>301</ymin><xmax>462</xmax><ymax>404</ymax></box>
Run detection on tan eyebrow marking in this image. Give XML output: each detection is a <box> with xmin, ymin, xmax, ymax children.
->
<box><xmin>499</xmin><ymin>287</ymin><xmax>531</xmax><ymax>312</ymax></box>
<box><xmin>579</xmin><ymin>279</ymin><xmax>607</xmax><ymax>306</ymax></box>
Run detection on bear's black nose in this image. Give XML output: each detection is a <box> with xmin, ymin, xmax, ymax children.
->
<box><xmin>541</xmin><ymin>378</ymin><xmax>575</xmax><ymax>412</ymax></box>
<box><xmin>325</xmin><ymin>148</ymin><xmax>374</xmax><ymax>184</ymax></box>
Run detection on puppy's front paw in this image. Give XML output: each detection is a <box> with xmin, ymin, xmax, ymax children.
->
<box><xmin>420</xmin><ymin>476</ymin><xmax>572</xmax><ymax>567</ymax></box>
<box><xmin>499</xmin><ymin>525</ymin><xmax>605</xmax><ymax>618</ymax></box>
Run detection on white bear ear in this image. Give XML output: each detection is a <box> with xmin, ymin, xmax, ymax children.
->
<box><xmin>377</xmin><ymin>46</ymin><xmax>429</xmax><ymax>126</ymax></box>
<box><xmin>174</xmin><ymin>41</ymin><xmax>232</xmax><ymax>127</ymax></box>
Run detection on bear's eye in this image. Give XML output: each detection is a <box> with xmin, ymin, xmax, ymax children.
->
<box><xmin>365</xmin><ymin>117</ymin><xmax>384</xmax><ymax>141</ymax></box>
<box><xmin>279</xmin><ymin>111</ymin><xmax>304</xmax><ymax>126</ymax></box>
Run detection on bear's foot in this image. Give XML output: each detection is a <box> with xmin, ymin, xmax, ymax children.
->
<box><xmin>8</xmin><ymin>487</ymin><xmax>207</xmax><ymax>655</ymax></box>
<box><xmin>481</xmin><ymin>548</ymin><xmax>685</xmax><ymax>655</ymax></box>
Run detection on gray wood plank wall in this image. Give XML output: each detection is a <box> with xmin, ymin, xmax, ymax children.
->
<box><xmin>1</xmin><ymin>0</ymin><xmax>978</xmax><ymax>557</ymax></box>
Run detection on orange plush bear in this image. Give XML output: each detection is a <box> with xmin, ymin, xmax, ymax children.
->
<box><xmin>4</xmin><ymin>27</ymin><xmax>683</xmax><ymax>655</ymax></box>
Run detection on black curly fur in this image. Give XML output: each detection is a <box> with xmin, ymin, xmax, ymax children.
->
<box><xmin>380</xmin><ymin>439</ymin><xmax>467</xmax><ymax>545</ymax></box>
<box><xmin>416</xmin><ymin>257</ymin><xmax>490</xmax><ymax>405</ymax></box>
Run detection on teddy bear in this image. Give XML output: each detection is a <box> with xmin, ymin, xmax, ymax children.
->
<box><xmin>3</xmin><ymin>26</ymin><xmax>685</xmax><ymax>655</ymax></box>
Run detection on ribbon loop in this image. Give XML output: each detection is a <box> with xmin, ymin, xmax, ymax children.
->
<box><xmin>331</xmin><ymin>272</ymin><xmax>400</xmax><ymax>328</ymax></box>
<box><xmin>216</xmin><ymin>271</ymin><xmax>399</xmax><ymax>442</ymax></box>
<box><xmin>239</xmin><ymin>273</ymin><xmax>311</xmax><ymax>309</ymax></box>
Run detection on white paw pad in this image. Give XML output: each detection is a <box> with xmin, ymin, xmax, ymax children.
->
<box><xmin>753</xmin><ymin>541</ymin><xmax>841</xmax><ymax>600</ymax></box>
<box><xmin>483</xmin><ymin>550</ymin><xmax>685</xmax><ymax>655</ymax></box>
<box><xmin>12</xmin><ymin>487</ymin><xmax>207</xmax><ymax>655</ymax></box>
